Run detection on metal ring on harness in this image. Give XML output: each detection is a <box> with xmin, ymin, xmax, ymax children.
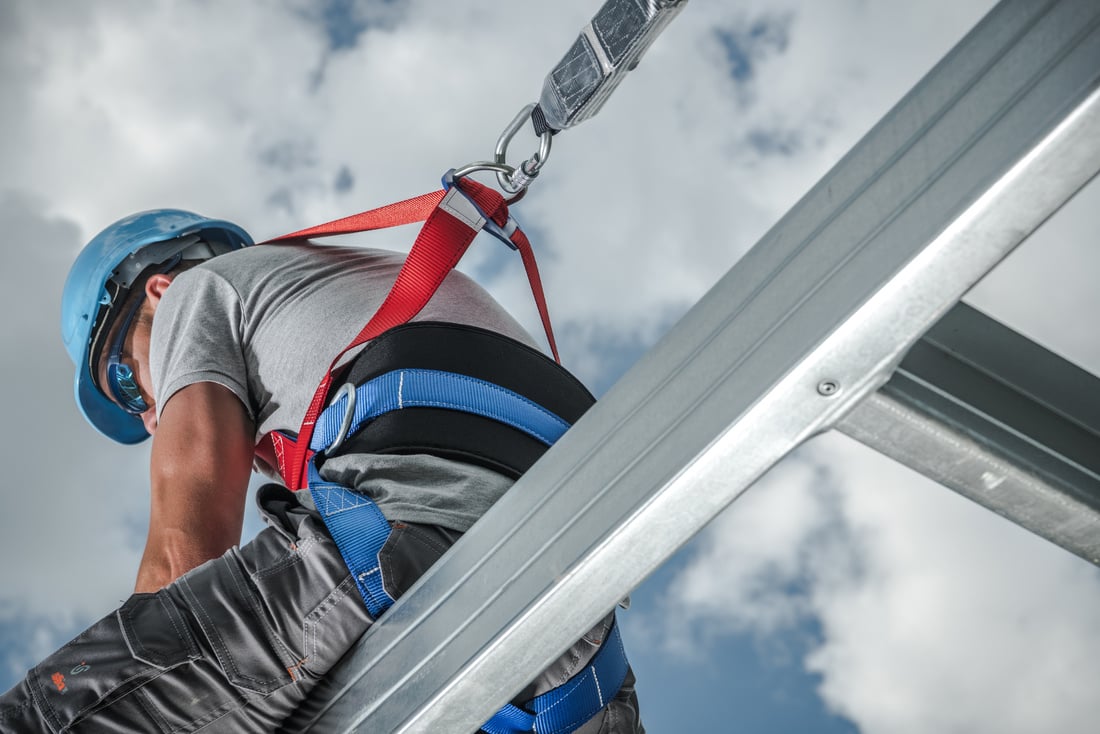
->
<box><xmin>445</xmin><ymin>163</ymin><xmax>528</xmax><ymax>207</ymax></box>
<box><xmin>450</xmin><ymin>161</ymin><xmax>515</xmax><ymax>181</ymax></box>
<box><xmin>325</xmin><ymin>382</ymin><xmax>358</xmax><ymax>454</ymax></box>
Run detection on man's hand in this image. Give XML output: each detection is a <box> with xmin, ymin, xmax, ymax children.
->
<box><xmin>135</xmin><ymin>382</ymin><xmax>255</xmax><ymax>592</ymax></box>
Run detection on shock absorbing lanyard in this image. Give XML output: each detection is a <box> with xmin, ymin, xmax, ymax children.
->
<box><xmin>258</xmin><ymin>172</ymin><xmax>558</xmax><ymax>491</ymax></box>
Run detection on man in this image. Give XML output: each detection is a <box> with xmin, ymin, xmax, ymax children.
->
<box><xmin>0</xmin><ymin>209</ymin><xmax>642</xmax><ymax>732</ymax></box>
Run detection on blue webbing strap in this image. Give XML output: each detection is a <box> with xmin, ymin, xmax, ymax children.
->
<box><xmin>481</xmin><ymin>619</ymin><xmax>629</xmax><ymax>734</ymax></box>
<box><xmin>306</xmin><ymin>368</ymin><xmax>628</xmax><ymax>732</ymax></box>
<box><xmin>308</xmin><ymin>462</ymin><xmax>395</xmax><ymax>618</ymax></box>
<box><xmin>310</xmin><ymin>368</ymin><xmax>572</xmax><ymax>453</ymax></box>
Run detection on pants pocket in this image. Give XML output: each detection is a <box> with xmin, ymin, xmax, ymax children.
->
<box><xmin>377</xmin><ymin>521</ymin><xmax>462</xmax><ymax>599</ymax></box>
<box><xmin>244</xmin><ymin>503</ymin><xmax>373</xmax><ymax>680</ymax></box>
<box><xmin>119</xmin><ymin>590</ymin><xmax>201</xmax><ymax>669</ymax></box>
<box><xmin>178</xmin><ymin>548</ymin><xmax>295</xmax><ymax>696</ymax></box>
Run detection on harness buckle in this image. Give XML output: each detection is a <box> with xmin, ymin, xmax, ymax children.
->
<box><xmin>441</xmin><ymin>170</ymin><xmax>521</xmax><ymax>251</ymax></box>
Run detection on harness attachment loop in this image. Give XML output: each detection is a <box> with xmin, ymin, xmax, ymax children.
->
<box><xmin>324</xmin><ymin>383</ymin><xmax>358</xmax><ymax>454</ymax></box>
<box><xmin>450</xmin><ymin>161</ymin><xmax>514</xmax><ymax>181</ymax></box>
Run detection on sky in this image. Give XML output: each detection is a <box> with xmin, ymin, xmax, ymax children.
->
<box><xmin>2</xmin><ymin>1</ymin><xmax>1099</xmax><ymax>732</ymax></box>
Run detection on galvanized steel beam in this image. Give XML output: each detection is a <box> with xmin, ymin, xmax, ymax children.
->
<box><xmin>840</xmin><ymin>302</ymin><xmax>1100</xmax><ymax>565</ymax></box>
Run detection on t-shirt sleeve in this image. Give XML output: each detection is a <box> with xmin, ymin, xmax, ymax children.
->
<box><xmin>149</xmin><ymin>267</ymin><xmax>253</xmax><ymax>421</ymax></box>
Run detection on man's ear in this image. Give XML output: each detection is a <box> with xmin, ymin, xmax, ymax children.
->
<box><xmin>145</xmin><ymin>273</ymin><xmax>174</xmax><ymax>308</ymax></box>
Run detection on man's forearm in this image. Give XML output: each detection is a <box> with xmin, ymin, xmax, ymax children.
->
<box><xmin>138</xmin><ymin>382</ymin><xmax>256</xmax><ymax>592</ymax></box>
<box><xmin>135</xmin><ymin>509</ymin><xmax>244</xmax><ymax>592</ymax></box>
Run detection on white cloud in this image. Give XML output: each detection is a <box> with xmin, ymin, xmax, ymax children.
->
<box><xmin>657</xmin><ymin>452</ymin><xmax>836</xmax><ymax>646</ymax></box>
<box><xmin>811</xmin><ymin>436</ymin><xmax>1100</xmax><ymax>734</ymax></box>
<box><xmin>2</xmin><ymin>0</ymin><xmax>325</xmax><ymax>231</ymax></box>
<box><xmin>648</xmin><ymin>434</ymin><xmax>1100</xmax><ymax>733</ymax></box>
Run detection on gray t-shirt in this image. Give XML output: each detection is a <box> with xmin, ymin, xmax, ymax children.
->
<box><xmin>149</xmin><ymin>243</ymin><xmax>539</xmax><ymax>531</ymax></box>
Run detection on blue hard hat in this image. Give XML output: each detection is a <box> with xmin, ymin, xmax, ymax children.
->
<box><xmin>61</xmin><ymin>209</ymin><xmax>253</xmax><ymax>444</ymax></box>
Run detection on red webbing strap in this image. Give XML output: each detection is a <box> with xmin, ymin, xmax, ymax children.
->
<box><xmin>508</xmin><ymin>227</ymin><xmax>559</xmax><ymax>363</ymax></box>
<box><xmin>260</xmin><ymin>189</ymin><xmax>446</xmax><ymax>243</ymax></box>
<box><xmin>274</xmin><ymin>178</ymin><xmax>539</xmax><ymax>489</ymax></box>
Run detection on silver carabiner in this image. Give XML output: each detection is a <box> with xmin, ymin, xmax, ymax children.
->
<box><xmin>494</xmin><ymin>103</ymin><xmax>553</xmax><ymax>194</ymax></box>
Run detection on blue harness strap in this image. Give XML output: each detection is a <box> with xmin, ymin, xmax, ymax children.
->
<box><xmin>309</xmin><ymin>368</ymin><xmax>573</xmax><ymax>453</ymax></box>
<box><xmin>308</xmin><ymin>462</ymin><xmax>396</xmax><ymax>618</ymax></box>
<box><xmin>481</xmin><ymin>618</ymin><xmax>629</xmax><ymax>734</ymax></box>
<box><xmin>306</xmin><ymin>367</ymin><xmax>629</xmax><ymax>733</ymax></box>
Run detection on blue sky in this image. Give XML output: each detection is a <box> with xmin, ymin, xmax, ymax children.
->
<box><xmin>2</xmin><ymin>1</ymin><xmax>1099</xmax><ymax>732</ymax></box>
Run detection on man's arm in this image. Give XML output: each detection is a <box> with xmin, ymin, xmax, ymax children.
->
<box><xmin>135</xmin><ymin>382</ymin><xmax>255</xmax><ymax>593</ymax></box>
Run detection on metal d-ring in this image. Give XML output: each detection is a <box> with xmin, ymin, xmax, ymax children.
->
<box><xmin>450</xmin><ymin>161</ymin><xmax>515</xmax><ymax>181</ymax></box>
<box><xmin>326</xmin><ymin>383</ymin><xmax>358</xmax><ymax>453</ymax></box>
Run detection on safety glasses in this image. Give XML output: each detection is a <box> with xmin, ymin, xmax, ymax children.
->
<box><xmin>103</xmin><ymin>292</ymin><xmax>150</xmax><ymax>415</ymax></box>
<box><xmin>98</xmin><ymin>254</ymin><xmax>182</xmax><ymax>415</ymax></box>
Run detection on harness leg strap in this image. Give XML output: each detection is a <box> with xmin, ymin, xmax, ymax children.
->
<box><xmin>307</xmin><ymin>462</ymin><xmax>395</xmax><ymax>619</ymax></box>
<box><xmin>481</xmin><ymin>618</ymin><xmax>630</xmax><ymax>734</ymax></box>
<box><xmin>306</xmin><ymin>458</ymin><xmax>631</xmax><ymax>734</ymax></box>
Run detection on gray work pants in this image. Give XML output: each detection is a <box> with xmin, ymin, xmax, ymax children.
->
<box><xmin>0</xmin><ymin>484</ymin><xmax>642</xmax><ymax>733</ymax></box>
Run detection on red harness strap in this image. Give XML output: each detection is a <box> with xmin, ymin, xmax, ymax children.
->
<box><xmin>256</xmin><ymin>176</ymin><xmax>558</xmax><ymax>490</ymax></box>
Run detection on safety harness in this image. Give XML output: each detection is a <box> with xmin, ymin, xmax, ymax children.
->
<box><xmin>259</xmin><ymin>173</ymin><xmax>629</xmax><ymax>733</ymax></box>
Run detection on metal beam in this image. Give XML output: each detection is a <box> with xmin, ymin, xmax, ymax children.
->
<box><xmin>288</xmin><ymin>1</ymin><xmax>1100</xmax><ymax>731</ymax></box>
<box><xmin>839</xmin><ymin>302</ymin><xmax>1100</xmax><ymax>565</ymax></box>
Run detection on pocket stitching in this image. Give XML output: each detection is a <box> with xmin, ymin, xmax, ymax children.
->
<box><xmin>224</xmin><ymin>553</ymin><xmax>294</xmax><ymax>691</ymax></box>
<box><xmin>250</xmin><ymin>536</ymin><xmax>316</xmax><ymax>582</ymax></box>
<box><xmin>118</xmin><ymin>593</ymin><xmax>199</xmax><ymax>670</ymax></box>
<box><xmin>180</xmin><ymin>574</ymin><xmax>286</xmax><ymax>694</ymax></box>
<box><xmin>302</xmin><ymin>574</ymin><xmax>359</xmax><ymax>671</ymax></box>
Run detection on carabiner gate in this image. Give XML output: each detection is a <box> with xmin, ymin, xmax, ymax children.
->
<box><xmin>494</xmin><ymin>103</ymin><xmax>553</xmax><ymax>194</ymax></box>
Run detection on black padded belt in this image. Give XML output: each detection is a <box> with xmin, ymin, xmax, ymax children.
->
<box><xmin>324</xmin><ymin>322</ymin><xmax>595</xmax><ymax>479</ymax></box>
